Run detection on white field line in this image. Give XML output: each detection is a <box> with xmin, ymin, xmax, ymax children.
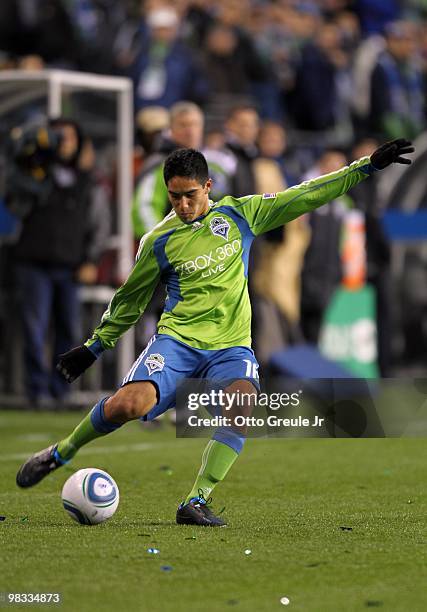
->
<box><xmin>0</xmin><ymin>442</ymin><xmax>178</xmax><ymax>462</ymax></box>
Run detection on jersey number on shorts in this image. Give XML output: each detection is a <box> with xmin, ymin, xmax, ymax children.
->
<box><xmin>243</xmin><ymin>359</ymin><xmax>259</xmax><ymax>379</ymax></box>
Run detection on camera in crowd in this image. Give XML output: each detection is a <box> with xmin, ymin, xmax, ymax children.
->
<box><xmin>4</xmin><ymin>118</ymin><xmax>84</xmax><ymax>215</ymax></box>
<box><xmin>8</xmin><ymin>124</ymin><xmax>63</xmax><ymax>182</ymax></box>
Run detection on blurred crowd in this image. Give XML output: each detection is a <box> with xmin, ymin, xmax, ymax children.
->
<box><xmin>1</xmin><ymin>0</ymin><xmax>427</xmax><ymax>142</ymax></box>
<box><xmin>1</xmin><ymin>0</ymin><xmax>427</xmax><ymax>404</ymax></box>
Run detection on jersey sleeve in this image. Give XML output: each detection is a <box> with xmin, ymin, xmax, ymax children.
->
<box><xmin>235</xmin><ymin>156</ymin><xmax>375</xmax><ymax>236</ymax></box>
<box><xmin>85</xmin><ymin>235</ymin><xmax>161</xmax><ymax>352</ymax></box>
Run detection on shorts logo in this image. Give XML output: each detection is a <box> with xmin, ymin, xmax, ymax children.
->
<box><xmin>209</xmin><ymin>216</ymin><xmax>230</xmax><ymax>240</ymax></box>
<box><xmin>144</xmin><ymin>353</ymin><xmax>165</xmax><ymax>375</ymax></box>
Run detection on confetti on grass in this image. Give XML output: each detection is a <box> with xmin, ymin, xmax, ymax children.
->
<box><xmin>0</xmin><ymin>516</ymin><xmax>6</xmax><ymax>521</ymax></box>
<box><xmin>160</xmin><ymin>565</ymin><xmax>173</xmax><ymax>572</ymax></box>
<box><xmin>147</xmin><ymin>548</ymin><xmax>160</xmax><ymax>554</ymax></box>
<box><xmin>340</xmin><ymin>526</ymin><xmax>353</xmax><ymax>531</ymax></box>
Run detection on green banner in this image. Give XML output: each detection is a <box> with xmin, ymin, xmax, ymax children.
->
<box><xmin>319</xmin><ymin>285</ymin><xmax>379</xmax><ymax>378</ymax></box>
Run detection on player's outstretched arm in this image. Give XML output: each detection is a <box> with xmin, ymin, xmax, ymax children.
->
<box><xmin>56</xmin><ymin>236</ymin><xmax>161</xmax><ymax>383</ymax></box>
<box><xmin>235</xmin><ymin>138</ymin><xmax>414</xmax><ymax>236</ymax></box>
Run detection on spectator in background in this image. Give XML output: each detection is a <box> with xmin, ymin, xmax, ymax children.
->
<box><xmin>135</xmin><ymin>106</ymin><xmax>170</xmax><ymax>158</ymax></box>
<box><xmin>66</xmin><ymin>0</ymin><xmax>128</xmax><ymax>74</ymax></box>
<box><xmin>213</xmin><ymin>1</ymin><xmax>282</xmax><ymax>119</ymax></box>
<box><xmin>182</xmin><ymin>0</ymin><xmax>216</xmax><ymax>48</ymax></box>
<box><xmin>0</xmin><ymin>0</ymin><xmax>80</xmax><ymax>69</ymax></box>
<box><xmin>246</xmin><ymin>2</ymin><xmax>294</xmax><ymax>99</ymax></box>
<box><xmin>257</xmin><ymin>121</ymin><xmax>298</xmax><ymax>188</ymax></box>
<box><xmin>133</xmin><ymin>105</ymin><xmax>170</xmax><ymax>178</ymax></box>
<box><xmin>292</xmin><ymin>21</ymin><xmax>350</xmax><ymax>131</ymax></box>
<box><xmin>185</xmin><ymin>0</ymin><xmax>282</xmax><ymax>119</ymax></box>
<box><xmin>351</xmin><ymin>30</ymin><xmax>386</xmax><ymax>136</ymax></box>
<box><xmin>129</xmin><ymin>6</ymin><xmax>208</xmax><ymax>111</ymax></box>
<box><xmin>201</xmin><ymin>24</ymin><xmax>255</xmax><ymax>97</ymax></box>
<box><xmin>291</xmin><ymin>1</ymin><xmax>323</xmax><ymax>43</ymax></box>
<box><xmin>334</xmin><ymin>10</ymin><xmax>361</xmax><ymax>55</ymax></box>
<box><xmin>204</xmin><ymin>129</ymin><xmax>226</xmax><ymax>151</ymax></box>
<box><xmin>224</xmin><ymin>105</ymin><xmax>259</xmax><ymax>197</ymax></box>
<box><xmin>369</xmin><ymin>21</ymin><xmax>425</xmax><ymax>140</ymax></box>
<box><xmin>354</xmin><ymin>0</ymin><xmax>401</xmax><ymax>36</ymax></box>
<box><xmin>300</xmin><ymin>149</ymin><xmax>351</xmax><ymax>343</ymax></box>
<box><xmin>4</xmin><ymin>119</ymin><xmax>110</xmax><ymax>406</ymax></box>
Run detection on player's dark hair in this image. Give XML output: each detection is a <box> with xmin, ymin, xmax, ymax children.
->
<box><xmin>163</xmin><ymin>148</ymin><xmax>209</xmax><ymax>186</ymax></box>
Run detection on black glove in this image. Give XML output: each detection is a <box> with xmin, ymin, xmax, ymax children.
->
<box><xmin>370</xmin><ymin>138</ymin><xmax>414</xmax><ymax>170</ymax></box>
<box><xmin>56</xmin><ymin>345</ymin><xmax>97</xmax><ymax>383</ymax></box>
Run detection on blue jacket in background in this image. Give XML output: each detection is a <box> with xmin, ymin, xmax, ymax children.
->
<box><xmin>129</xmin><ymin>35</ymin><xmax>209</xmax><ymax>111</ymax></box>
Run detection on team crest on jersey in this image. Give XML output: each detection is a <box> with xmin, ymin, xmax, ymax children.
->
<box><xmin>144</xmin><ymin>353</ymin><xmax>165</xmax><ymax>375</ymax></box>
<box><xmin>209</xmin><ymin>216</ymin><xmax>230</xmax><ymax>240</ymax></box>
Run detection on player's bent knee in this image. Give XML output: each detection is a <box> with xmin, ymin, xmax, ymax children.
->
<box><xmin>105</xmin><ymin>382</ymin><xmax>157</xmax><ymax>421</ymax></box>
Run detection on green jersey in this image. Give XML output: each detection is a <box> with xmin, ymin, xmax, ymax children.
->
<box><xmin>86</xmin><ymin>157</ymin><xmax>374</xmax><ymax>353</ymax></box>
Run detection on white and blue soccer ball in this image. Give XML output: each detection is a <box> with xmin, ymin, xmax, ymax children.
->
<box><xmin>61</xmin><ymin>468</ymin><xmax>119</xmax><ymax>525</ymax></box>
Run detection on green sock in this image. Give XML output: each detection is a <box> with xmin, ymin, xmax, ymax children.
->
<box><xmin>184</xmin><ymin>440</ymin><xmax>239</xmax><ymax>503</ymax></box>
<box><xmin>56</xmin><ymin>411</ymin><xmax>106</xmax><ymax>461</ymax></box>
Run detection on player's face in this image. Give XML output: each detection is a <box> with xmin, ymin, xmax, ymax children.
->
<box><xmin>167</xmin><ymin>176</ymin><xmax>212</xmax><ymax>223</ymax></box>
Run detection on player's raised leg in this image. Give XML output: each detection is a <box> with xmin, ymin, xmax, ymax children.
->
<box><xmin>16</xmin><ymin>382</ymin><xmax>157</xmax><ymax>488</ymax></box>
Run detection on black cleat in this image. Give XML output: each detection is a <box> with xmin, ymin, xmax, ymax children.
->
<box><xmin>176</xmin><ymin>490</ymin><xmax>227</xmax><ymax>527</ymax></box>
<box><xmin>16</xmin><ymin>444</ymin><xmax>65</xmax><ymax>488</ymax></box>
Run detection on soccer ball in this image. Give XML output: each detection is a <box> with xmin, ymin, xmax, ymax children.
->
<box><xmin>61</xmin><ymin>468</ymin><xmax>119</xmax><ymax>525</ymax></box>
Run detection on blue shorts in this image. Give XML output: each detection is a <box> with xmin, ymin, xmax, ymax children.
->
<box><xmin>121</xmin><ymin>334</ymin><xmax>259</xmax><ymax>421</ymax></box>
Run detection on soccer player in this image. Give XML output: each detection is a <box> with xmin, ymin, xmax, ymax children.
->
<box><xmin>16</xmin><ymin>139</ymin><xmax>413</xmax><ymax>526</ymax></box>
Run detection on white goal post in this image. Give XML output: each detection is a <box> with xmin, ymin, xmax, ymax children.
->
<box><xmin>0</xmin><ymin>69</ymin><xmax>135</xmax><ymax>382</ymax></box>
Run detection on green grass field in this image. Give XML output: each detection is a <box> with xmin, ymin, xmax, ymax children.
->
<box><xmin>0</xmin><ymin>410</ymin><xmax>426</xmax><ymax>612</ymax></box>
